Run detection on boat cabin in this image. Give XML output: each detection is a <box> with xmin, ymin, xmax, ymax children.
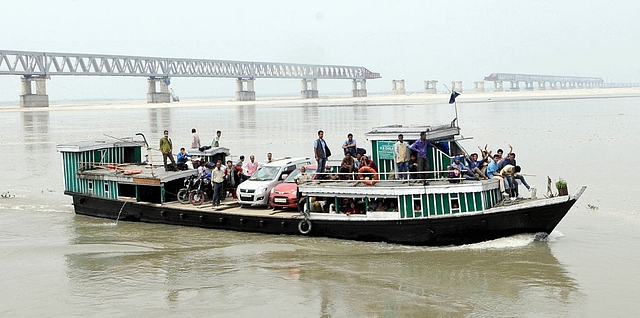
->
<box><xmin>299</xmin><ymin>123</ymin><xmax>505</xmax><ymax>218</ymax></box>
<box><xmin>56</xmin><ymin>137</ymin><xmax>229</xmax><ymax>204</ymax></box>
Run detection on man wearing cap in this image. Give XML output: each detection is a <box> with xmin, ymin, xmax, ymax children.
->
<box><xmin>449</xmin><ymin>155</ymin><xmax>476</xmax><ymax>180</ymax></box>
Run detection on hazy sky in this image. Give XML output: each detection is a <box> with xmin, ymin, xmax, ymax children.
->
<box><xmin>1</xmin><ymin>0</ymin><xmax>638</xmax><ymax>102</ymax></box>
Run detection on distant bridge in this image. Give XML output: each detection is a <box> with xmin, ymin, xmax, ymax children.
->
<box><xmin>0</xmin><ymin>50</ymin><xmax>381</xmax><ymax>107</ymax></box>
<box><xmin>481</xmin><ymin>73</ymin><xmax>604</xmax><ymax>91</ymax></box>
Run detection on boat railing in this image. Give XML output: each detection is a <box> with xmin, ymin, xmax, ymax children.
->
<box><xmin>310</xmin><ymin>169</ymin><xmax>478</xmax><ymax>183</ymax></box>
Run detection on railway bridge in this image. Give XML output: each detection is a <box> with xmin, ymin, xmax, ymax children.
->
<box><xmin>0</xmin><ymin>50</ymin><xmax>381</xmax><ymax>107</ymax></box>
<box><xmin>481</xmin><ymin>73</ymin><xmax>604</xmax><ymax>92</ymax></box>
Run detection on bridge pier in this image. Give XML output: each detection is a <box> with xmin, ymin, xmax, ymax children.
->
<box><xmin>509</xmin><ymin>81</ymin><xmax>520</xmax><ymax>91</ymax></box>
<box><xmin>146</xmin><ymin>77</ymin><xmax>171</xmax><ymax>103</ymax></box>
<box><xmin>451</xmin><ymin>81</ymin><xmax>463</xmax><ymax>93</ymax></box>
<box><xmin>301</xmin><ymin>79</ymin><xmax>318</xmax><ymax>98</ymax></box>
<box><xmin>20</xmin><ymin>76</ymin><xmax>49</xmax><ymax>107</ymax></box>
<box><xmin>524</xmin><ymin>81</ymin><xmax>534</xmax><ymax>91</ymax></box>
<box><xmin>236</xmin><ymin>78</ymin><xmax>256</xmax><ymax>101</ymax></box>
<box><xmin>391</xmin><ymin>79</ymin><xmax>405</xmax><ymax>95</ymax></box>
<box><xmin>549</xmin><ymin>82</ymin><xmax>558</xmax><ymax>90</ymax></box>
<box><xmin>424</xmin><ymin>80</ymin><xmax>437</xmax><ymax>94</ymax></box>
<box><xmin>474</xmin><ymin>81</ymin><xmax>485</xmax><ymax>93</ymax></box>
<box><xmin>538</xmin><ymin>81</ymin><xmax>546</xmax><ymax>90</ymax></box>
<box><xmin>352</xmin><ymin>79</ymin><xmax>367</xmax><ymax>97</ymax></box>
<box><xmin>493</xmin><ymin>81</ymin><xmax>504</xmax><ymax>92</ymax></box>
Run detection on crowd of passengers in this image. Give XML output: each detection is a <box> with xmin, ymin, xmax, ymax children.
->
<box><xmin>315</xmin><ymin>130</ymin><xmax>530</xmax><ymax>198</ymax></box>
<box><xmin>303</xmin><ymin>197</ymin><xmax>399</xmax><ymax>215</ymax></box>
<box><xmin>160</xmin><ymin>128</ymin><xmax>288</xmax><ymax>206</ymax></box>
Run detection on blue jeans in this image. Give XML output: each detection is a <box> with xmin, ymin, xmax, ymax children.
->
<box><xmin>317</xmin><ymin>157</ymin><xmax>327</xmax><ymax>179</ymax></box>
<box><xmin>212</xmin><ymin>182</ymin><xmax>223</xmax><ymax>204</ymax></box>
<box><xmin>515</xmin><ymin>175</ymin><xmax>530</xmax><ymax>189</ymax></box>
<box><xmin>396</xmin><ymin>161</ymin><xmax>408</xmax><ymax>179</ymax></box>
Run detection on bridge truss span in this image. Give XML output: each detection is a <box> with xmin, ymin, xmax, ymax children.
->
<box><xmin>0</xmin><ymin>50</ymin><xmax>380</xmax><ymax>80</ymax></box>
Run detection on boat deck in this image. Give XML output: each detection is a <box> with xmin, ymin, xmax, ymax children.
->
<box><xmin>123</xmin><ymin>196</ymin><xmax>300</xmax><ymax>218</ymax></box>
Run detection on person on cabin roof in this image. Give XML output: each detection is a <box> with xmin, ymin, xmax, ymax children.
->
<box><xmin>191</xmin><ymin>128</ymin><xmax>201</xmax><ymax>149</ymax></box>
<box><xmin>342</xmin><ymin>133</ymin><xmax>357</xmax><ymax>156</ymax></box>
<box><xmin>266</xmin><ymin>152</ymin><xmax>273</xmax><ymax>163</ymax></box>
<box><xmin>159</xmin><ymin>130</ymin><xmax>178</xmax><ymax>172</ymax></box>
<box><xmin>409</xmin><ymin>131</ymin><xmax>436</xmax><ymax>179</ymax></box>
<box><xmin>177</xmin><ymin>148</ymin><xmax>192</xmax><ymax>171</ymax></box>
<box><xmin>210</xmin><ymin>130</ymin><xmax>221</xmax><ymax>147</ymax></box>
<box><xmin>449</xmin><ymin>155</ymin><xmax>476</xmax><ymax>180</ymax></box>
<box><xmin>394</xmin><ymin>134</ymin><xmax>410</xmax><ymax>179</ymax></box>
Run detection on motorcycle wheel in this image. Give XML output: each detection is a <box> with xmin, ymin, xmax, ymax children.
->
<box><xmin>177</xmin><ymin>189</ymin><xmax>190</xmax><ymax>204</ymax></box>
<box><xmin>189</xmin><ymin>191</ymin><xmax>206</xmax><ymax>205</ymax></box>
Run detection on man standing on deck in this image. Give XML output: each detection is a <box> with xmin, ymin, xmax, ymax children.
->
<box><xmin>314</xmin><ymin>130</ymin><xmax>330</xmax><ymax>179</ymax></box>
<box><xmin>394</xmin><ymin>134</ymin><xmax>410</xmax><ymax>179</ymax></box>
<box><xmin>211</xmin><ymin>160</ymin><xmax>225</xmax><ymax>207</ymax></box>
<box><xmin>191</xmin><ymin>128</ymin><xmax>201</xmax><ymax>149</ymax></box>
<box><xmin>409</xmin><ymin>131</ymin><xmax>435</xmax><ymax>179</ymax></box>
<box><xmin>159</xmin><ymin>130</ymin><xmax>178</xmax><ymax>171</ymax></box>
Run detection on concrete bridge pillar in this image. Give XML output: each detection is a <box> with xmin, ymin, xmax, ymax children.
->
<box><xmin>235</xmin><ymin>78</ymin><xmax>256</xmax><ymax>101</ymax></box>
<box><xmin>424</xmin><ymin>80</ymin><xmax>437</xmax><ymax>94</ymax></box>
<box><xmin>301</xmin><ymin>79</ymin><xmax>319</xmax><ymax>98</ymax></box>
<box><xmin>146</xmin><ymin>77</ymin><xmax>171</xmax><ymax>103</ymax></box>
<box><xmin>525</xmin><ymin>81</ymin><xmax>534</xmax><ymax>91</ymax></box>
<box><xmin>576</xmin><ymin>82</ymin><xmax>584</xmax><ymax>89</ymax></box>
<box><xmin>392</xmin><ymin>79</ymin><xmax>406</xmax><ymax>95</ymax></box>
<box><xmin>493</xmin><ymin>81</ymin><xmax>504</xmax><ymax>92</ymax></box>
<box><xmin>451</xmin><ymin>81</ymin><xmax>463</xmax><ymax>93</ymax></box>
<box><xmin>549</xmin><ymin>82</ymin><xmax>558</xmax><ymax>90</ymax></box>
<box><xmin>509</xmin><ymin>81</ymin><xmax>520</xmax><ymax>91</ymax></box>
<box><xmin>474</xmin><ymin>81</ymin><xmax>485</xmax><ymax>93</ymax></box>
<box><xmin>538</xmin><ymin>81</ymin><xmax>546</xmax><ymax>90</ymax></box>
<box><xmin>352</xmin><ymin>79</ymin><xmax>367</xmax><ymax>97</ymax></box>
<box><xmin>20</xmin><ymin>76</ymin><xmax>49</xmax><ymax>107</ymax></box>
<box><xmin>560</xmin><ymin>82</ymin><xmax>567</xmax><ymax>89</ymax></box>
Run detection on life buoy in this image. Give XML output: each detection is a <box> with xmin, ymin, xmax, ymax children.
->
<box><xmin>358</xmin><ymin>166</ymin><xmax>379</xmax><ymax>185</ymax></box>
<box><xmin>298</xmin><ymin>219</ymin><xmax>312</xmax><ymax>234</ymax></box>
<box><xmin>123</xmin><ymin>169</ymin><xmax>143</xmax><ymax>175</ymax></box>
<box><xmin>107</xmin><ymin>164</ymin><xmax>124</xmax><ymax>170</ymax></box>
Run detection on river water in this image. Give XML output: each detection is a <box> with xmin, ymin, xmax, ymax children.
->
<box><xmin>1</xmin><ymin>94</ymin><xmax>639</xmax><ymax>317</ymax></box>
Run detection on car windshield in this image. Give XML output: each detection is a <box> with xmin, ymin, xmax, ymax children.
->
<box><xmin>284</xmin><ymin>168</ymin><xmax>317</xmax><ymax>182</ymax></box>
<box><xmin>250</xmin><ymin>166</ymin><xmax>281</xmax><ymax>181</ymax></box>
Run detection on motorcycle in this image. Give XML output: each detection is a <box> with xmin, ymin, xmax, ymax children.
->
<box><xmin>177</xmin><ymin>174</ymin><xmax>198</xmax><ymax>204</ymax></box>
<box><xmin>189</xmin><ymin>175</ymin><xmax>212</xmax><ymax>205</ymax></box>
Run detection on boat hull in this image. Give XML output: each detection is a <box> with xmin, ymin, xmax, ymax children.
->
<box><xmin>68</xmin><ymin>192</ymin><xmax>577</xmax><ymax>246</ymax></box>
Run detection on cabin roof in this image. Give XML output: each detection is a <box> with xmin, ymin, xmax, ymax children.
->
<box><xmin>365</xmin><ymin>123</ymin><xmax>460</xmax><ymax>141</ymax></box>
<box><xmin>56</xmin><ymin>138</ymin><xmax>142</xmax><ymax>153</ymax></box>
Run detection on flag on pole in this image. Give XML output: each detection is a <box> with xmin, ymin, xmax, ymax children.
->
<box><xmin>448</xmin><ymin>91</ymin><xmax>460</xmax><ymax>104</ymax></box>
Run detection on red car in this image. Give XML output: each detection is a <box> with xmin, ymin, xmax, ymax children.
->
<box><xmin>269</xmin><ymin>164</ymin><xmax>317</xmax><ymax>209</ymax></box>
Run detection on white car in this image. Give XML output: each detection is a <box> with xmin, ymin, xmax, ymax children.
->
<box><xmin>236</xmin><ymin>157</ymin><xmax>312</xmax><ymax>207</ymax></box>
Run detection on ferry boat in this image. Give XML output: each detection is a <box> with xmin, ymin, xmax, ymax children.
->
<box><xmin>56</xmin><ymin>125</ymin><xmax>585</xmax><ymax>246</ymax></box>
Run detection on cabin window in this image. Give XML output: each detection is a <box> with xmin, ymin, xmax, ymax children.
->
<box><xmin>450</xmin><ymin>197</ymin><xmax>460</xmax><ymax>214</ymax></box>
<box><xmin>412</xmin><ymin>194</ymin><xmax>423</xmax><ymax>216</ymax></box>
<box><xmin>88</xmin><ymin>181</ymin><xmax>93</xmax><ymax>192</ymax></box>
<box><xmin>104</xmin><ymin>182</ymin><xmax>110</xmax><ymax>194</ymax></box>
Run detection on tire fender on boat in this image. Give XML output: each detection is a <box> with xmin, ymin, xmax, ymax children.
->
<box><xmin>298</xmin><ymin>219</ymin><xmax>312</xmax><ymax>235</ymax></box>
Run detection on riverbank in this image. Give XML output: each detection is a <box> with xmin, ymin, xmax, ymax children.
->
<box><xmin>1</xmin><ymin>87</ymin><xmax>640</xmax><ymax>112</ymax></box>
